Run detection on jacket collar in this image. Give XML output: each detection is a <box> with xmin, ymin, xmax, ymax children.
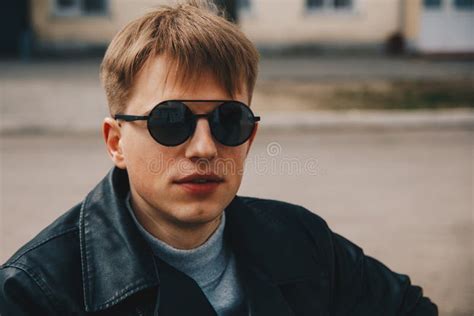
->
<box><xmin>224</xmin><ymin>196</ymin><xmax>322</xmax><ymax>284</ymax></box>
<box><xmin>79</xmin><ymin>167</ymin><xmax>159</xmax><ymax>312</ymax></box>
<box><xmin>224</xmin><ymin>196</ymin><xmax>325</xmax><ymax>316</ymax></box>
<box><xmin>79</xmin><ymin>167</ymin><xmax>322</xmax><ymax>313</ymax></box>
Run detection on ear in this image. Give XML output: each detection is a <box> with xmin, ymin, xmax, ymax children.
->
<box><xmin>103</xmin><ymin>117</ymin><xmax>127</xmax><ymax>169</ymax></box>
<box><xmin>245</xmin><ymin>123</ymin><xmax>259</xmax><ymax>156</ymax></box>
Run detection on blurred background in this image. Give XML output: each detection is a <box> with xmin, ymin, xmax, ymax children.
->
<box><xmin>0</xmin><ymin>0</ymin><xmax>473</xmax><ymax>315</ymax></box>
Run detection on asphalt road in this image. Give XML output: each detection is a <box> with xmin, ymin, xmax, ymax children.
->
<box><xmin>1</xmin><ymin>128</ymin><xmax>472</xmax><ymax>315</ymax></box>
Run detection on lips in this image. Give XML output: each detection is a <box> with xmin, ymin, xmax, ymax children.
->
<box><xmin>173</xmin><ymin>173</ymin><xmax>224</xmax><ymax>195</ymax></box>
<box><xmin>174</xmin><ymin>173</ymin><xmax>224</xmax><ymax>184</ymax></box>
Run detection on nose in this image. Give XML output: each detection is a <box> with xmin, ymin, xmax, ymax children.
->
<box><xmin>184</xmin><ymin>118</ymin><xmax>218</xmax><ymax>161</ymax></box>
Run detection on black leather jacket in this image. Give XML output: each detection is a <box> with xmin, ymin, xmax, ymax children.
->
<box><xmin>1</xmin><ymin>167</ymin><xmax>438</xmax><ymax>315</ymax></box>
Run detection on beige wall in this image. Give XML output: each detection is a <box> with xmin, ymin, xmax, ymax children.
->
<box><xmin>402</xmin><ymin>0</ymin><xmax>422</xmax><ymax>44</ymax></box>
<box><xmin>240</xmin><ymin>0</ymin><xmax>404</xmax><ymax>45</ymax></box>
<box><xmin>31</xmin><ymin>0</ymin><xmax>167</xmax><ymax>45</ymax></box>
<box><xmin>32</xmin><ymin>0</ymin><xmax>420</xmax><ymax>47</ymax></box>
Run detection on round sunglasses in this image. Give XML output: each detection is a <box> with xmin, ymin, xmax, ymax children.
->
<box><xmin>114</xmin><ymin>100</ymin><xmax>260</xmax><ymax>147</ymax></box>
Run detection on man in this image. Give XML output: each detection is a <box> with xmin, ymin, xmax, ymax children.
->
<box><xmin>0</xmin><ymin>1</ymin><xmax>438</xmax><ymax>315</ymax></box>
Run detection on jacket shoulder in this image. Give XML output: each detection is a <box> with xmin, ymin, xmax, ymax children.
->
<box><xmin>238</xmin><ymin>195</ymin><xmax>330</xmax><ymax>231</ymax></box>
<box><xmin>238</xmin><ymin>195</ymin><xmax>334</xmax><ymax>258</ymax></box>
<box><xmin>1</xmin><ymin>202</ymin><xmax>84</xmax><ymax>313</ymax></box>
<box><xmin>0</xmin><ymin>264</ymin><xmax>59</xmax><ymax>314</ymax></box>
<box><xmin>2</xmin><ymin>202</ymin><xmax>82</xmax><ymax>267</ymax></box>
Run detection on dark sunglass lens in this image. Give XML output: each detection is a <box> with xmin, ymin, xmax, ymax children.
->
<box><xmin>211</xmin><ymin>102</ymin><xmax>255</xmax><ymax>146</ymax></box>
<box><xmin>148</xmin><ymin>102</ymin><xmax>194</xmax><ymax>146</ymax></box>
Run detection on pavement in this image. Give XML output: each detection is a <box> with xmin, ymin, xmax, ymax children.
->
<box><xmin>1</xmin><ymin>129</ymin><xmax>473</xmax><ymax>315</ymax></box>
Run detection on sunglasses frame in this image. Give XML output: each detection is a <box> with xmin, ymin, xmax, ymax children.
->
<box><xmin>114</xmin><ymin>100</ymin><xmax>261</xmax><ymax>147</ymax></box>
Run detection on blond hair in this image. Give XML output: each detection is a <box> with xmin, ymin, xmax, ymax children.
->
<box><xmin>100</xmin><ymin>0</ymin><xmax>259</xmax><ymax>115</ymax></box>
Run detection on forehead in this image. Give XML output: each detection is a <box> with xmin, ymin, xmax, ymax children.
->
<box><xmin>127</xmin><ymin>55</ymin><xmax>248</xmax><ymax>114</ymax></box>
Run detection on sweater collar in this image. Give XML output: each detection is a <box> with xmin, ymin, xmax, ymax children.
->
<box><xmin>126</xmin><ymin>192</ymin><xmax>229</xmax><ymax>287</ymax></box>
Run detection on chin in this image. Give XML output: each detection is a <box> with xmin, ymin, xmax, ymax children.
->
<box><xmin>171</xmin><ymin>204</ymin><xmax>223</xmax><ymax>226</ymax></box>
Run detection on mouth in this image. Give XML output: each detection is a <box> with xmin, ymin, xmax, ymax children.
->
<box><xmin>173</xmin><ymin>174</ymin><xmax>224</xmax><ymax>194</ymax></box>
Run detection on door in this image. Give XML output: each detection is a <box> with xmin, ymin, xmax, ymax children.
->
<box><xmin>418</xmin><ymin>0</ymin><xmax>474</xmax><ymax>53</ymax></box>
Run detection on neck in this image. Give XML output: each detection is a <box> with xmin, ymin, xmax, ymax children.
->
<box><xmin>129</xmin><ymin>192</ymin><xmax>222</xmax><ymax>250</ymax></box>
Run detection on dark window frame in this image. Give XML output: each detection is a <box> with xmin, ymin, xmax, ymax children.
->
<box><xmin>53</xmin><ymin>0</ymin><xmax>109</xmax><ymax>17</ymax></box>
<box><xmin>306</xmin><ymin>0</ymin><xmax>353</xmax><ymax>11</ymax></box>
<box><xmin>423</xmin><ymin>0</ymin><xmax>443</xmax><ymax>9</ymax></box>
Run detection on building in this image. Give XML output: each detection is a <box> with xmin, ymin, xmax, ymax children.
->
<box><xmin>240</xmin><ymin>0</ymin><xmax>474</xmax><ymax>54</ymax></box>
<box><xmin>1</xmin><ymin>0</ymin><xmax>473</xmax><ymax>57</ymax></box>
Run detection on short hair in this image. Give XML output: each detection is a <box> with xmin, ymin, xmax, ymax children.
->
<box><xmin>100</xmin><ymin>0</ymin><xmax>259</xmax><ymax>115</ymax></box>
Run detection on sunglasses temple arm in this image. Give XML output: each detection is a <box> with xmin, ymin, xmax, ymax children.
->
<box><xmin>114</xmin><ymin>115</ymin><xmax>149</xmax><ymax>121</ymax></box>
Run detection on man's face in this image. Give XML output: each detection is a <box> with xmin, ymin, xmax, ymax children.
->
<box><xmin>105</xmin><ymin>55</ymin><xmax>257</xmax><ymax>228</ymax></box>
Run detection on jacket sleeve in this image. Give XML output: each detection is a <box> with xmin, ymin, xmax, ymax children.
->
<box><xmin>0</xmin><ymin>265</ymin><xmax>57</xmax><ymax>315</ymax></box>
<box><xmin>330</xmin><ymin>233</ymin><xmax>438</xmax><ymax>316</ymax></box>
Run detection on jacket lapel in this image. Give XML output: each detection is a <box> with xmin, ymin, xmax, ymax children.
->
<box><xmin>224</xmin><ymin>196</ymin><xmax>326</xmax><ymax>315</ymax></box>
<box><xmin>239</xmin><ymin>265</ymin><xmax>295</xmax><ymax>316</ymax></box>
<box><xmin>79</xmin><ymin>167</ymin><xmax>159</xmax><ymax>312</ymax></box>
<box><xmin>155</xmin><ymin>257</ymin><xmax>217</xmax><ymax>316</ymax></box>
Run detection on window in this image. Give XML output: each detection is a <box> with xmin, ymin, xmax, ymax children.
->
<box><xmin>423</xmin><ymin>0</ymin><xmax>442</xmax><ymax>8</ymax></box>
<box><xmin>54</xmin><ymin>0</ymin><xmax>108</xmax><ymax>16</ymax></box>
<box><xmin>82</xmin><ymin>0</ymin><xmax>107</xmax><ymax>13</ymax></box>
<box><xmin>307</xmin><ymin>0</ymin><xmax>324</xmax><ymax>9</ymax></box>
<box><xmin>57</xmin><ymin>0</ymin><xmax>77</xmax><ymax>8</ymax></box>
<box><xmin>306</xmin><ymin>0</ymin><xmax>353</xmax><ymax>10</ymax></box>
<box><xmin>334</xmin><ymin>0</ymin><xmax>352</xmax><ymax>8</ymax></box>
<box><xmin>454</xmin><ymin>0</ymin><xmax>474</xmax><ymax>9</ymax></box>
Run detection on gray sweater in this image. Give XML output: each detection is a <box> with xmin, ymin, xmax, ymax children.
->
<box><xmin>126</xmin><ymin>194</ymin><xmax>248</xmax><ymax>315</ymax></box>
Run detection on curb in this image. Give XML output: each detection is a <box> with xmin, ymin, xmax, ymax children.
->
<box><xmin>1</xmin><ymin>109</ymin><xmax>473</xmax><ymax>136</ymax></box>
<box><xmin>258</xmin><ymin>108</ymin><xmax>474</xmax><ymax>132</ymax></box>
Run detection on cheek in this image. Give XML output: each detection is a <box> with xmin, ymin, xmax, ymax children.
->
<box><xmin>122</xmin><ymin>128</ymin><xmax>176</xmax><ymax>179</ymax></box>
<box><xmin>218</xmin><ymin>146</ymin><xmax>249</xmax><ymax>180</ymax></box>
